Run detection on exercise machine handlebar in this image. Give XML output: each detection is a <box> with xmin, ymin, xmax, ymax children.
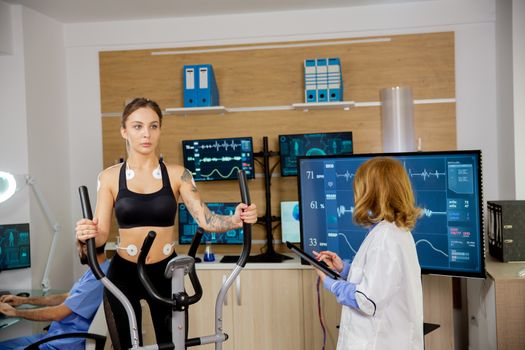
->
<box><xmin>79</xmin><ymin>186</ymin><xmax>105</xmax><ymax>280</ymax></box>
<box><xmin>78</xmin><ymin>186</ymin><xmax>143</xmax><ymax>349</ymax></box>
<box><xmin>137</xmin><ymin>231</ymin><xmax>203</xmax><ymax>308</ymax></box>
<box><xmin>237</xmin><ymin>170</ymin><xmax>252</xmax><ymax>268</ymax></box>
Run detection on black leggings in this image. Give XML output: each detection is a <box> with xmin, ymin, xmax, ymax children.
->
<box><xmin>104</xmin><ymin>252</ymin><xmax>175</xmax><ymax>350</ymax></box>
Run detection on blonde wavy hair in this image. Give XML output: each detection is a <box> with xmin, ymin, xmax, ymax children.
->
<box><xmin>353</xmin><ymin>157</ymin><xmax>422</xmax><ymax>230</ymax></box>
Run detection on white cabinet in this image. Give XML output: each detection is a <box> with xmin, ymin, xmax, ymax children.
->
<box><xmin>188</xmin><ymin>268</ymin><xmax>305</xmax><ymax>350</ymax></box>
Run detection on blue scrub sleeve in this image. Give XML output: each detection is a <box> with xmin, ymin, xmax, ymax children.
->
<box><xmin>340</xmin><ymin>261</ymin><xmax>351</xmax><ymax>279</ymax></box>
<box><xmin>64</xmin><ymin>260</ymin><xmax>109</xmax><ymax>320</ymax></box>
<box><xmin>323</xmin><ymin>277</ymin><xmax>359</xmax><ymax>309</ymax></box>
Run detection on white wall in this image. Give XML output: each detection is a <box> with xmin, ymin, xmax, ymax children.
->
<box><xmin>0</xmin><ymin>2</ymin><xmax>71</xmax><ymax>291</ymax></box>
<box><xmin>0</xmin><ymin>3</ymin><xmax>31</xmax><ymax>341</ymax></box>
<box><xmin>0</xmin><ymin>4</ymin><xmax>72</xmax><ymax>338</ymax></box>
<box><xmin>0</xmin><ymin>3</ymin><xmax>30</xmax><ymax>292</ymax></box>
<box><xmin>0</xmin><ymin>1</ymin><xmax>13</xmax><ymax>55</ymax></box>
<box><xmin>21</xmin><ymin>6</ymin><xmax>72</xmax><ymax>292</ymax></box>
<box><xmin>514</xmin><ymin>0</ymin><xmax>525</xmax><ymax>199</ymax></box>
<box><xmin>495</xmin><ymin>0</ymin><xmax>515</xmax><ymax>200</ymax></box>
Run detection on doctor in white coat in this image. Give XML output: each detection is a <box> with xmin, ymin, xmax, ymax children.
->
<box><xmin>314</xmin><ymin>157</ymin><xmax>424</xmax><ymax>350</ymax></box>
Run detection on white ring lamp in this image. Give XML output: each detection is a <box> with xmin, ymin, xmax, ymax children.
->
<box><xmin>0</xmin><ymin>171</ymin><xmax>17</xmax><ymax>204</ymax></box>
<box><xmin>0</xmin><ymin>171</ymin><xmax>60</xmax><ymax>293</ymax></box>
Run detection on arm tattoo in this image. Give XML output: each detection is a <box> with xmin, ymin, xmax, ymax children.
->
<box><xmin>204</xmin><ymin>206</ymin><xmax>232</xmax><ymax>232</ymax></box>
<box><xmin>181</xmin><ymin>169</ymin><xmax>197</xmax><ymax>192</ymax></box>
<box><xmin>185</xmin><ymin>198</ymin><xmax>235</xmax><ymax>232</ymax></box>
<box><xmin>185</xmin><ymin>199</ymin><xmax>202</xmax><ymax>226</ymax></box>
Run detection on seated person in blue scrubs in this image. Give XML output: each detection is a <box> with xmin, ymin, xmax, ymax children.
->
<box><xmin>0</xmin><ymin>241</ymin><xmax>109</xmax><ymax>350</ymax></box>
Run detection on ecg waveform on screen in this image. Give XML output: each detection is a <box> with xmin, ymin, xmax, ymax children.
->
<box><xmin>195</xmin><ymin>140</ymin><xmax>244</xmax><ymax>152</ymax></box>
<box><xmin>408</xmin><ymin>168</ymin><xmax>446</xmax><ymax>181</ymax></box>
<box><xmin>415</xmin><ymin>239</ymin><xmax>449</xmax><ymax>257</ymax></box>
<box><xmin>199</xmin><ymin>156</ymin><xmax>243</xmax><ymax>163</ymax></box>
<box><xmin>338</xmin><ymin>233</ymin><xmax>358</xmax><ymax>254</ymax></box>
<box><xmin>200</xmin><ymin>166</ymin><xmax>243</xmax><ymax>180</ymax></box>
<box><xmin>422</xmin><ymin>208</ymin><xmax>447</xmax><ymax>217</ymax></box>
<box><xmin>336</xmin><ymin>205</ymin><xmax>354</xmax><ymax>218</ymax></box>
<box><xmin>335</xmin><ymin>170</ymin><xmax>356</xmax><ymax>182</ymax></box>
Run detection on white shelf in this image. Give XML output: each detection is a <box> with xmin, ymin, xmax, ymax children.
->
<box><xmin>164</xmin><ymin>101</ymin><xmax>355</xmax><ymax>115</ymax></box>
<box><xmin>292</xmin><ymin>101</ymin><xmax>355</xmax><ymax>111</ymax></box>
<box><xmin>165</xmin><ymin>106</ymin><xmax>226</xmax><ymax>115</ymax></box>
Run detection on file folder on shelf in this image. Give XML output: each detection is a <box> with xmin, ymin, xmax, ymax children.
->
<box><xmin>183</xmin><ymin>65</ymin><xmax>197</xmax><ymax>107</ymax></box>
<box><xmin>197</xmin><ymin>64</ymin><xmax>219</xmax><ymax>107</ymax></box>
<box><xmin>315</xmin><ymin>58</ymin><xmax>328</xmax><ymax>102</ymax></box>
<box><xmin>304</xmin><ymin>59</ymin><xmax>317</xmax><ymax>103</ymax></box>
<box><xmin>303</xmin><ymin>57</ymin><xmax>344</xmax><ymax>103</ymax></box>
<box><xmin>328</xmin><ymin>58</ymin><xmax>343</xmax><ymax>102</ymax></box>
<box><xmin>183</xmin><ymin>64</ymin><xmax>219</xmax><ymax>108</ymax></box>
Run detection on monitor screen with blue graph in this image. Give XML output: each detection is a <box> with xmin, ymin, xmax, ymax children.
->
<box><xmin>281</xmin><ymin>201</ymin><xmax>301</xmax><ymax>243</ymax></box>
<box><xmin>0</xmin><ymin>223</ymin><xmax>31</xmax><ymax>271</ymax></box>
<box><xmin>182</xmin><ymin>136</ymin><xmax>255</xmax><ymax>181</ymax></box>
<box><xmin>279</xmin><ymin>131</ymin><xmax>353</xmax><ymax>176</ymax></box>
<box><xmin>297</xmin><ymin>150</ymin><xmax>485</xmax><ymax>278</ymax></box>
<box><xmin>178</xmin><ymin>203</ymin><xmax>243</xmax><ymax>244</ymax></box>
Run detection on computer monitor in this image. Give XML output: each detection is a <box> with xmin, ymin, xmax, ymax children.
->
<box><xmin>297</xmin><ymin>150</ymin><xmax>485</xmax><ymax>278</ymax></box>
<box><xmin>178</xmin><ymin>203</ymin><xmax>243</xmax><ymax>244</ymax></box>
<box><xmin>280</xmin><ymin>201</ymin><xmax>300</xmax><ymax>243</ymax></box>
<box><xmin>182</xmin><ymin>136</ymin><xmax>255</xmax><ymax>181</ymax></box>
<box><xmin>279</xmin><ymin>131</ymin><xmax>353</xmax><ymax>177</ymax></box>
<box><xmin>0</xmin><ymin>223</ymin><xmax>31</xmax><ymax>271</ymax></box>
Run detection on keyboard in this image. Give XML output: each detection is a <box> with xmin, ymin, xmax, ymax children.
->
<box><xmin>220</xmin><ymin>255</ymin><xmax>240</xmax><ymax>263</ymax></box>
<box><xmin>220</xmin><ymin>255</ymin><xmax>291</xmax><ymax>263</ymax></box>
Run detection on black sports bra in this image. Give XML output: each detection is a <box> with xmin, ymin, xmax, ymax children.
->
<box><xmin>114</xmin><ymin>161</ymin><xmax>177</xmax><ymax>229</ymax></box>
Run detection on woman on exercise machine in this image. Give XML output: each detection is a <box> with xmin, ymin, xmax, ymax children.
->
<box><xmin>75</xmin><ymin>97</ymin><xmax>257</xmax><ymax>349</ymax></box>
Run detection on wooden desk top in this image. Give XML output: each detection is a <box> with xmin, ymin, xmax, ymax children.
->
<box><xmin>485</xmin><ymin>255</ymin><xmax>525</xmax><ymax>281</ymax></box>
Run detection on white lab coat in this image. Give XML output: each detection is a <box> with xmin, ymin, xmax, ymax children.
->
<box><xmin>337</xmin><ymin>221</ymin><xmax>423</xmax><ymax>350</ymax></box>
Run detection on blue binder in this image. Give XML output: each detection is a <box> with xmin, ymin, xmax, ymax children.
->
<box><xmin>328</xmin><ymin>58</ymin><xmax>343</xmax><ymax>102</ymax></box>
<box><xmin>304</xmin><ymin>59</ymin><xmax>317</xmax><ymax>103</ymax></box>
<box><xmin>183</xmin><ymin>65</ymin><xmax>197</xmax><ymax>107</ymax></box>
<box><xmin>196</xmin><ymin>64</ymin><xmax>219</xmax><ymax>107</ymax></box>
<box><xmin>315</xmin><ymin>58</ymin><xmax>328</xmax><ymax>102</ymax></box>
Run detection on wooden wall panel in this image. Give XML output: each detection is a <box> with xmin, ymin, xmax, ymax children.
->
<box><xmin>100</xmin><ymin>32</ymin><xmax>454</xmax><ymax>112</ymax></box>
<box><xmin>100</xmin><ymin>31</ymin><xmax>456</xmax><ymax>254</ymax></box>
<box><xmin>422</xmin><ymin>275</ymin><xmax>455</xmax><ymax>349</ymax></box>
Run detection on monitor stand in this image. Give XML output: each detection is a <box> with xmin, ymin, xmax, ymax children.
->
<box><xmin>250</xmin><ymin>136</ymin><xmax>294</xmax><ymax>263</ymax></box>
<box><xmin>248</xmin><ymin>251</ymin><xmax>292</xmax><ymax>263</ymax></box>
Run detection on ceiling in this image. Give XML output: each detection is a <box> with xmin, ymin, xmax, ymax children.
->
<box><xmin>4</xmin><ymin>0</ymin><xmax>428</xmax><ymax>23</ymax></box>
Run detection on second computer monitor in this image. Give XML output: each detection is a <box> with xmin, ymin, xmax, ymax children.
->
<box><xmin>0</xmin><ymin>223</ymin><xmax>31</xmax><ymax>271</ymax></box>
<box><xmin>279</xmin><ymin>131</ymin><xmax>353</xmax><ymax>176</ymax></box>
<box><xmin>182</xmin><ymin>136</ymin><xmax>255</xmax><ymax>181</ymax></box>
<box><xmin>281</xmin><ymin>201</ymin><xmax>300</xmax><ymax>243</ymax></box>
<box><xmin>178</xmin><ymin>203</ymin><xmax>244</xmax><ymax>244</ymax></box>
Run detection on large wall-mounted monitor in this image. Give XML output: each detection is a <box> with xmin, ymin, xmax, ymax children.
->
<box><xmin>178</xmin><ymin>203</ymin><xmax>243</xmax><ymax>244</ymax></box>
<box><xmin>0</xmin><ymin>223</ymin><xmax>31</xmax><ymax>271</ymax></box>
<box><xmin>298</xmin><ymin>150</ymin><xmax>485</xmax><ymax>278</ymax></box>
<box><xmin>279</xmin><ymin>131</ymin><xmax>353</xmax><ymax>177</ymax></box>
<box><xmin>182</xmin><ymin>136</ymin><xmax>255</xmax><ymax>181</ymax></box>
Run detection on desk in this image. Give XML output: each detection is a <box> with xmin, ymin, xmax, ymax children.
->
<box><xmin>0</xmin><ymin>290</ymin><xmax>64</xmax><ymax>333</ymax></box>
<box><xmin>485</xmin><ymin>256</ymin><xmax>525</xmax><ymax>349</ymax></box>
<box><xmin>0</xmin><ymin>316</ymin><xmax>21</xmax><ymax>330</ymax></box>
